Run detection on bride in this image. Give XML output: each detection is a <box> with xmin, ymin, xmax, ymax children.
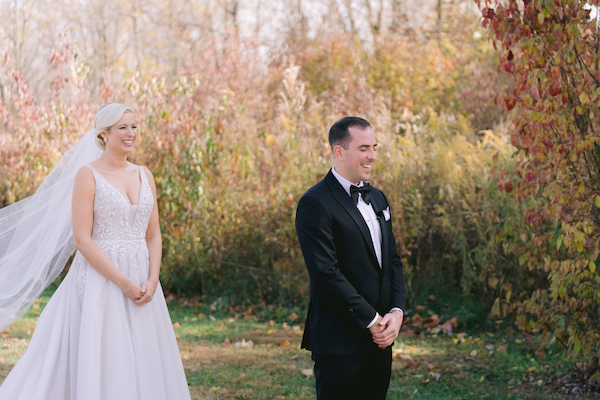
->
<box><xmin>0</xmin><ymin>103</ymin><xmax>191</xmax><ymax>399</ymax></box>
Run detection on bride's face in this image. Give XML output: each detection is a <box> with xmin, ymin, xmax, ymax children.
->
<box><xmin>104</xmin><ymin>112</ymin><xmax>137</xmax><ymax>154</ymax></box>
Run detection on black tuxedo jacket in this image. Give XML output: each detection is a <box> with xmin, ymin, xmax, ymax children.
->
<box><xmin>295</xmin><ymin>170</ymin><xmax>406</xmax><ymax>355</ymax></box>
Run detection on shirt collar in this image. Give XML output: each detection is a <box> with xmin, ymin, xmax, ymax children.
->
<box><xmin>331</xmin><ymin>166</ymin><xmax>364</xmax><ymax>197</ymax></box>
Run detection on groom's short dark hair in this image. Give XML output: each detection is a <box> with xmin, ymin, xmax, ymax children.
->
<box><xmin>329</xmin><ymin>117</ymin><xmax>371</xmax><ymax>150</ymax></box>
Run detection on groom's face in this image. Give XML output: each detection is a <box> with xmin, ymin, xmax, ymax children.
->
<box><xmin>335</xmin><ymin>126</ymin><xmax>377</xmax><ymax>185</ymax></box>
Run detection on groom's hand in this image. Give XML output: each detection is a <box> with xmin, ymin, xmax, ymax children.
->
<box><xmin>368</xmin><ymin>314</ymin><xmax>384</xmax><ymax>336</ymax></box>
<box><xmin>372</xmin><ymin>310</ymin><xmax>403</xmax><ymax>349</ymax></box>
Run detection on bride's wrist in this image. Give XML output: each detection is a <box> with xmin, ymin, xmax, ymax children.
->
<box><xmin>118</xmin><ymin>276</ymin><xmax>133</xmax><ymax>292</ymax></box>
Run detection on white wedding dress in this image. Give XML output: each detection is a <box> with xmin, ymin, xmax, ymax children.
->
<box><xmin>0</xmin><ymin>165</ymin><xmax>191</xmax><ymax>400</ymax></box>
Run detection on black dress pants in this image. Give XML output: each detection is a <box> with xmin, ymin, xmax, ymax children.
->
<box><xmin>312</xmin><ymin>347</ymin><xmax>392</xmax><ymax>400</ymax></box>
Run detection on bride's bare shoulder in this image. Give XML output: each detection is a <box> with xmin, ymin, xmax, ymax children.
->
<box><xmin>73</xmin><ymin>166</ymin><xmax>96</xmax><ymax>191</ymax></box>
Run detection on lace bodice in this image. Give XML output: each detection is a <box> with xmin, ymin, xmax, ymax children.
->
<box><xmin>86</xmin><ymin>165</ymin><xmax>154</xmax><ymax>241</ymax></box>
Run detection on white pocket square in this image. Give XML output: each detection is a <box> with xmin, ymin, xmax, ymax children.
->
<box><xmin>383</xmin><ymin>207</ymin><xmax>391</xmax><ymax>221</ymax></box>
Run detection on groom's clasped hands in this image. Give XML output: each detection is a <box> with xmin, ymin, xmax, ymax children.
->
<box><xmin>369</xmin><ymin>310</ymin><xmax>404</xmax><ymax>349</ymax></box>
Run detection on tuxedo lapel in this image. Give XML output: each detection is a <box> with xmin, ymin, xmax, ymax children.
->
<box><xmin>370</xmin><ymin>195</ymin><xmax>389</xmax><ymax>273</ymax></box>
<box><xmin>324</xmin><ymin>172</ymin><xmax>380</xmax><ymax>274</ymax></box>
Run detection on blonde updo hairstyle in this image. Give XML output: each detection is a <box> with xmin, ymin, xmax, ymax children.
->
<box><xmin>94</xmin><ymin>103</ymin><xmax>135</xmax><ymax>151</ymax></box>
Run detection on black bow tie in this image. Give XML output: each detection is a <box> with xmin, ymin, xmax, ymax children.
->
<box><xmin>350</xmin><ymin>184</ymin><xmax>372</xmax><ymax>206</ymax></box>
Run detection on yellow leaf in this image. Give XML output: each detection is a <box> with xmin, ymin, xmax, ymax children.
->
<box><xmin>211</xmin><ymin>386</ymin><xmax>220</xmax><ymax>392</ymax></box>
<box><xmin>579</xmin><ymin>92</ymin><xmax>590</xmax><ymax>106</ymax></box>
<box><xmin>595</xmin><ymin>196</ymin><xmax>600</xmax><ymax>208</ymax></box>
<box><xmin>589</xmin><ymin>261</ymin><xmax>596</xmax><ymax>274</ymax></box>
<box><xmin>479</xmin><ymin>375</ymin><xmax>485</xmax><ymax>382</ymax></box>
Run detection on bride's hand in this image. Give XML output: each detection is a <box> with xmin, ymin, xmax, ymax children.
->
<box><xmin>134</xmin><ymin>279</ymin><xmax>158</xmax><ymax>306</ymax></box>
<box><xmin>122</xmin><ymin>280</ymin><xmax>143</xmax><ymax>300</ymax></box>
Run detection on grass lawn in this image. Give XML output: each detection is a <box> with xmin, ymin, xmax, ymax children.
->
<box><xmin>0</xmin><ymin>290</ymin><xmax>594</xmax><ymax>399</ymax></box>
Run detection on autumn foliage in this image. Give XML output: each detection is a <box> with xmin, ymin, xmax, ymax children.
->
<box><xmin>479</xmin><ymin>0</ymin><xmax>600</xmax><ymax>362</ymax></box>
<box><xmin>0</xmin><ymin>8</ymin><xmax>526</xmax><ymax>329</ymax></box>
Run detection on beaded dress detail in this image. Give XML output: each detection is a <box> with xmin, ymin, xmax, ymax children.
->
<box><xmin>0</xmin><ymin>165</ymin><xmax>191</xmax><ymax>400</ymax></box>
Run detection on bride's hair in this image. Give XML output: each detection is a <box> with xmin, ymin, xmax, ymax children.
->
<box><xmin>94</xmin><ymin>103</ymin><xmax>135</xmax><ymax>150</ymax></box>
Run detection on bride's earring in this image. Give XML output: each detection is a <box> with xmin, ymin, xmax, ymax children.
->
<box><xmin>102</xmin><ymin>137</ymin><xmax>107</xmax><ymax>142</ymax></box>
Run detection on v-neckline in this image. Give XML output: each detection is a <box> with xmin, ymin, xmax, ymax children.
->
<box><xmin>91</xmin><ymin>166</ymin><xmax>143</xmax><ymax>206</ymax></box>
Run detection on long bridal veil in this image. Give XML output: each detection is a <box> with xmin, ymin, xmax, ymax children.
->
<box><xmin>0</xmin><ymin>129</ymin><xmax>102</xmax><ymax>331</ymax></box>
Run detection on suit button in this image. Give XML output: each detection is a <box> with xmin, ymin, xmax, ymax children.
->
<box><xmin>349</xmin><ymin>309</ymin><xmax>354</xmax><ymax>312</ymax></box>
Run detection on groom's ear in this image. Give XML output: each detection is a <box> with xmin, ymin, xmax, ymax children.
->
<box><xmin>333</xmin><ymin>145</ymin><xmax>344</xmax><ymax>162</ymax></box>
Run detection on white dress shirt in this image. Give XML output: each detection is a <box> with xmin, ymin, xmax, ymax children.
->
<box><xmin>331</xmin><ymin>167</ymin><xmax>403</xmax><ymax>328</ymax></box>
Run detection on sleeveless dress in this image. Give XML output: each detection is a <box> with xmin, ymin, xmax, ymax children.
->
<box><xmin>0</xmin><ymin>165</ymin><xmax>191</xmax><ymax>400</ymax></box>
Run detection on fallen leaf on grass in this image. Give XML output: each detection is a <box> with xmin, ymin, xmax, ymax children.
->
<box><xmin>282</xmin><ymin>322</ymin><xmax>290</xmax><ymax>330</ymax></box>
<box><xmin>288</xmin><ymin>313</ymin><xmax>299</xmax><ymax>321</ymax></box>
<box><xmin>470</xmin><ymin>350</ymin><xmax>477</xmax><ymax>357</ymax></box>
<box><xmin>536</xmin><ymin>350</ymin><xmax>546</xmax><ymax>359</ymax></box>
<box><xmin>173</xmin><ymin>322</ymin><xmax>181</xmax><ymax>328</ymax></box>
<box><xmin>32</xmin><ymin>304</ymin><xmax>40</xmax><ymax>310</ymax></box>
<box><xmin>423</xmin><ymin>378</ymin><xmax>430</xmax><ymax>385</ymax></box>
<box><xmin>300</xmin><ymin>368</ymin><xmax>313</xmax><ymax>377</ymax></box>
<box><xmin>429</xmin><ymin>372</ymin><xmax>441</xmax><ymax>381</ymax></box>
<box><xmin>446</xmin><ymin>316</ymin><xmax>458</xmax><ymax>329</ymax></box>
<box><xmin>2</xmin><ymin>343</ymin><xmax>9</xmax><ymax>348</ymax></box>
<box><xmin>234</xmin><ymin>339</ymin><xmax>253</xmax><ymax>347</ymax></box>
<box><xmin>443</xmin><ymin>322</ymin><xmax>453</xmax><ymax>334</ymax></box>
<box><xmin>216</xmin><ymin>323</ymin><xmax>226</xmax><ymax>328</ymax></box>
<box><xmin>456</xmin><ymin>332</ymin><xmax>467</xmax><ymax>340</ymax></box>
<box><xmin>267</xmin><ymin>320</ymin><xmax>275</xmax><ymax>327</ymax></box>
<box><xmin>399</xmin><ymin>354</ymin><xmax>413</xmax><ymax>360</ymax></box>
<box><xmin>423</xmin><ymin>314</ymin><xmax>440</xmax><ymax>328</ymax></box>
<box><xmin>240</xmin><ymin>372</ymin><xmax>247</xmax><ymax>378</ymax></box>
<box><xmin>485</xmin><ymin>344</ymin><xmax>495</xmax><ymax>350</ymax></box>
<box><xmin>280</xmin><ymin>339</ymin><xmax>290</xmax><ymax>347</ymax></box>
<box><xmin>209</xmin><ymin>316</ymin><xmax>216</xmax><ymax>321</ymax></box>
<box><xmin>222</xmin><ymin>338</ymin><xmax>231</xmax><ymax>346</ymax></box>
<box><xmin>211</xmin><ymin>386</ymin><xmax>220</xmax><ymax>392</ymax></box>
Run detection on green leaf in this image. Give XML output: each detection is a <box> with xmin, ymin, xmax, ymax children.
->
<box><xmin>590</xmin><ymin>261</ymin><xmax>596</xmax><ymax>274</ymax></box>
<box><xmin>595</xmin><ymin>196</ymin><xmax>600</xmax><ymax>208</ymax></box>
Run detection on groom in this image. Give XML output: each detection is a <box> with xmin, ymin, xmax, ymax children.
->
<box><xmin>295</xmin><ymin>117</ymin><xmax>406</xmax><ymax>400</ymax></box>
